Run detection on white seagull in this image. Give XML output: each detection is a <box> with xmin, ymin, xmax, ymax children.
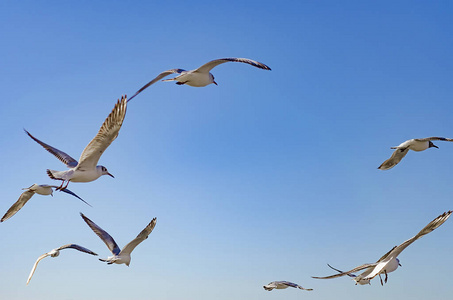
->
<box><xmin>1</xmin><ymin>184</ymin><xmax>90</xmax><ymax>222</ymax></box>
<box><xmin>24</xmin><ymin>96</ymin><xmax>127</xmax><ymax>189</ymax></box>
<box><xmin>312</xmin><ymin>211</ymin><xmax>452</xmax><ymax>285</ymax></box>
<box><xmin>80</xmin><ymin>213</ymin><xmax>157</xmax><ymax>266</ymax></box>
<box><xmin>27</xmin><ymin>244</ymin><xmax>98</xmax><ymax>285</ymax></box>
<box><xmin>128</xmin><ymin>57</ymin><xmax>271</xmax><ymax>101</ymax></box>
<box><xmin>378</xmin><ymin>137</ymin><xmax>453</xmax><ymax>170</ymax></box>
<box><xmin>263</xmin><ymin>281</ymin><xmax>313</xmax><ymax>291</ymax></box>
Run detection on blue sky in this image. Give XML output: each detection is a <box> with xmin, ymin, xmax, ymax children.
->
<box><xmin>1</xmin><ymin>1</ymin><xmax>452</xmax><ymax>299</ymax></box>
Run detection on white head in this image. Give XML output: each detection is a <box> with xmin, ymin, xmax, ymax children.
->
<box><xmin>209</xmin><ymin>73</ymin><xmax>217</xmax><ymax>85</ymax></box>
<box><xmin>97</xmin><ymin>165</ymin><xmax>114</xmax><ymax>178</ymax></box>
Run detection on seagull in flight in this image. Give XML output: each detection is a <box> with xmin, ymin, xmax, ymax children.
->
<box><xmin>378</xmin><ymin>137</ymin><xmax>453</xmax><ymax>170</ymax></box>
<box><xmin>80</xmin><ymin>213</ymin><xmax>157</xmax><ymax>266</ymax></box>
<box><xmin>128</xmin><ymin>57</ymin><xmax>271</xmax><ymax>101</ymax></box>
<box><xmin>1</xmin><ymin>184</ymin><xmax>90</xmax><ymax>222</ymax></box>
<box><xmin>312</xmin><ymin>211</ymin><xmax>452</xmax><ymax>285</ymax></box>
<box><xmin>24</xmin><ymin>96</ymin><xmax>127</xmax><ymax>189</ymax></box>
<box><xmin>27</xmin><ymin>244</ymin><xmax>97</xmax><ymax>285</ymax></box>
<box><xmin>263</xmin><ymin>281</ymin><xmax>313</xmax><ymax>291</ymax></box>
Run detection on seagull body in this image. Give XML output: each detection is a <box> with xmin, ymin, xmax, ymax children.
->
<box><xmin>128</xmin><ymin>57</ymin><xmax>271</xmax><ymax>101</ymax></box>
<box><xmin>1</xmin><ymin>184</ymin><xmax>89</xmax><ymax>222</ymax></box>
<box><xmin>80</xmin><ymin>213</ymin><xmax>157</xmax><ymax>266</ymax></box>
<box><xmin>27</xmin><ymin>244</ymin><xmax>97</xmax><ymax>285</ymax></box>
<box><xmin>263</xmin><ymin>281</ymin><xmax>313</xmax><ymax>291</ymax></box>
<box><xmin>378</xmin><ymin>137</ymin><xmax>453</xmax><ymax>170</ymax></box>
<box><xmin>313</xmin><ymin>211</ymin><xmax>452</xmax><ymax>285</ymax></box>
<box><xmin>24</xmin><ymin>96</ymin><xmax>127</xmax><ymax>189</ymax></box>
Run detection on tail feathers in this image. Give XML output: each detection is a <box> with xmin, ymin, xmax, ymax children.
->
<box><xmin>46</xmin><ymin>169</ymin><xmax>58</xmax><ymax>180</ymax></box>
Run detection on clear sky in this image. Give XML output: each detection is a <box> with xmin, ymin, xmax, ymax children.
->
<box><xmin>1</xmin><ymin>1</ymin><xmax>452</xmax><ymax>299</ymax></box>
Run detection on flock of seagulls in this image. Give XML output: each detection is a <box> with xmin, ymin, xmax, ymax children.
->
<box><xmin>3</xmin><ymin>56</ymin><xmax>452</xmax><ymax>293</ymax></box>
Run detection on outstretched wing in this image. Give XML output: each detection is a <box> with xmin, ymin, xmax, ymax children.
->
<box><xmin>281</xmin><ymin>281</ymin><xmax>313</xmax><ymax>291</ymax></box>
<box><xmin>327</xmin><ymin>263</ymin><xmax>357</xmax><ymax>278</ymax></box>
<box><xmin>195</xmin><ymin>58</ymin><xmax>271</xmax><ymax>73</ymax></box>
<box><xmin>312</xmin><ymin>263</ymin><xmax>377</xmax><ymax>280</ymax></box>
<box><xmin>56</xmin><ymin>244</ymin><xmax>98</xmax><ymax>256</ymax></box>
<box><xmin>55</xmin><ymin>187</ymin><xmax>92</xmax><ymax>207</ymax></box>
<box><xmin>76</xmin><ymin>96</ymin><xmax>127</xmax><ymax>170</ymax></box>
<box><xmin>378</xmin><ymin>147</ymin><xmax>409</xmax><ymax>170</ymax></box>
<box><xmin>128</xmin><ymin>69</ymin><xmax>186</xmax><ymax>102</ymax></box>
<box><xmin>24</xmin><ymin>129</ymin><xmax>78</xmax><ymax>168</ymax></box>
<box><xmin>415</xmin><ymin>137</ymin><xmax>453</xmax><ymax>142</ymax></box>
<box><xmin>363</xmin><ymin>211</ymin><xmax>452</xmax><ymax>281</ymax></box>
<box><xmin>1</xmin><ymin>190</ymin><xmax>35</xmax><ymax>222</ymax></box>
<box><xmin>121</xmin><ymin>217</ymin><xmax>157</xmax><ymax>256</ymax></box>
<box><xmin>80</xmin><ymin>213</ymin><xmax>121</xmax><ymax>255</ymax></box>
<box><xmin>26</xmin><ymin>252</ymin><xmax>50</xmax><ymax>285</ymax></box>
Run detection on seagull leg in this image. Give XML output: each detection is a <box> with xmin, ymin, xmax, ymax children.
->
<box><xmin>176</xmin><ymin>81</ymin><xmax>187</xmax><ymax>85</ymax></box>
<box><xmin>379</xmin><ymin>274</ymin><xmax>384</xmax><ymax>286</ymax></box>
<box><xmin>384</xmin><ymin>270</ymin><xmax>388</xmax><ymax>283</ymax></box>
<box><xmin>55</xmin><ymin>180</ymin><xmax>65</xmax><ymax>191</ymax></box>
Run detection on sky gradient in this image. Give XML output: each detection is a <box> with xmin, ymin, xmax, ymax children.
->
<box><xmin>1</xmin><ymin>1</ymin><xmax>453</xmax><ymax>299</ymax></box>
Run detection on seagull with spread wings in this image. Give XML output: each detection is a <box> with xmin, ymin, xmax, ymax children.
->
<box><xmin>24</xmin><ymin>96</ymin><xmax>127</xmax><ymax>189</ymax></box>
<box><xmin>312</xmin><ymin>211</ymin><xmax>452</xmax><ymax>285</ymax></box>
<box><xmin>128</xmin><ymin>57</ymin><xmax>271</xmax><ymax>101</ymax></box>
<box><xmin>80</xmin><ymin>213</ymin><xmax>157</xmax><ymax>266</ymax></box>
<box><xmin>263</xmin><ymin>281</ymin><xmax>313</xmax><ymax>291</ymax></box>
<box><xmin>378</xmin><ymin>137</ymin><xmax>453</xmax><ymax>170</ymax></box>
<box><xmin>27</xmin><ymin>244</ymin><xmax>97</xmax><ymax>285</ymax></box>
<box><xmin>1</xmin><ymin>184</ymin><xmax>90</xmax><ymax>222</ymax></box>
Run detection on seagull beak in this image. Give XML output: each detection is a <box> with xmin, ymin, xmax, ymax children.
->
<box><xmin>107</xmin><ymin>172</ymin><xmax>115</xmax><ymax>178</ymax></box>
<box><xmin>213</xmin><ymin>80</ymin><xmax>218</xmax><ymax>85</ymax></box>
<box><xmin>399</xmin><ymin>262</ymin><xmax>402</xmax><ymax>267</ymax></box>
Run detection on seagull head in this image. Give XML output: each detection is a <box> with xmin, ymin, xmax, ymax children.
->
<box><xmin>99</xmin><ymin>166</ymin><xmax>114</xmax><ymax>178</ymax></box>
<box><xmin>209</xmin><ymin>73</ymin><xmax>217</xmax><ymax>85</ymax></box>
<box><xmin>429</xmin><ymin>141</ymin><xmax>439</xmax><ymax>149</ymax></box>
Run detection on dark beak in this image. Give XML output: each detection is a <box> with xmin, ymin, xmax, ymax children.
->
<box><xmin>213</xmin><ymin>80</ymin><xmax>218</xmax><ymax>85</ymax></box>
<box><xmin>433</xmin><ymin>144</ymin><xmax>439</xmax><ymax>148</ymax></box>
<box><xmin>107</xmin><ymin>172</ymin><xmax>115</xmax><ymax>178</ymax></box>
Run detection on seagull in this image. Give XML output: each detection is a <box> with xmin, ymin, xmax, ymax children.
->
<box><xmin>127</xmin><ymin>57</ymin><xmax>271</xmax><ymax>101</ymax></box>
<box><xmin>263</xmin><ymin>281</ymin><xmax>313</xmax><ymax>291</ymax></box>
<box><xmin>24</xmin><ymin>96</ymin><xmax>127</xmax><ymax>189</ymax></box>
<box><xmin>312</xmin><ymin>211</ymin><xmax>452</xmax><ymax>285</ymax></box>
<box><xmin>1</xmin><ymin>184</ymin><xmax>90</xmax><ymax>222</ymax></box>
<box><xmin>378</xmin><ymin>137</ymin><xmax>453</xmax><ymax>170</ymax></box>
<box><xmin>27</xmin><ymin>244</ymin><xmax>98</xmax><ymax>285</ymax></box>
<box><xmin>80</xmin><ymin>213</ymin><xmax>157</xmax><ymax>266</ymax></box>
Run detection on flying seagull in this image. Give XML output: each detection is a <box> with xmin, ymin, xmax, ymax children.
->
<box><xmin>27</xmin><ymin>244</ymin><xmax>98</xmax><ymax>285</ymax></box>
<box><xmin>312</xmin><ymin>211</ymin><xmax>452</xmax><ymax>285</ymax></box>
<box><xmin>1</xmin><ymin>184</ymin><xmax>90</xmax><ymax>222</ymax></box>
<box><xmin>24</xmin><ymin>96</ymin><xmax>127</xmax><ymax>189</ymax></box>
<box><xmin>128</xmin><ymin>57</ymin><xmax>271</xmax><ymax>101</ymax></box>
<box><xmin>378</xmin><ymin>137</ymin><xmax>453</xmax><ymax>170</ymax></box>
<box><xmin>80</xmin><ymin>213</ymin><xmax>157</xmax><ymax>266</ymax></box>
<box><xmin>263</xmin><ymin>281</ymin><xmax>313</xmax><ymax>291</ymax></box>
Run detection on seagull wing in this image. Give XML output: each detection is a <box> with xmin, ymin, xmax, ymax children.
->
<box><xmin>363</xmin><ymin>211</ymin><xmax>452</xmax><ymax>281</ymax></box>
<box><xmin>76</xmin><ymin>96</ymin><xmax>127</xmax><ymax>171</ymax></box>
<box><xmin>312</xmin><ymin>263</ymin><xmax>377</xmax><ymax>279</ymax></box>
<box><xmin>24</xmin><ymin>129</ymin><xmax>78</xmax><ymax>168</ymax></box>
<box><xmin>282</xmin><ymin>281</ymin><xmax>312</xmax><ymax>290</ymax></box>
<box><xmin>195</xmin><ymin>57</ymin><xmax>271</xmax><ymax>73</ymax></box>
<box><xmin>128</xmin><ymin>69</ymin><xmax>186</xmax><ymax>102</ymax></box>
<box><xmin>26</xmin><ymin>252</ymin><xmax>51</xmax><ymax>285</ymax></box>
<box><xmin>414</xmin><ymin>137</ymin><xmax>453</xmax><ymax>142</ymax></box>
<box><xmin>327</xmin><ymin>263</ymin><xmax>357</xmax><ymax>278</ymax></box>
<box><xmin>80</xmin><ymin>213</ymin><xmax>121</xmax><ymax>255</ymax></box>
<box><xmin>120</xmin><ymin>217</ymin><xmax>157</xmax><ymax>256</ymax></box>
<box><xmin>1</xmin><ymin>190</ymin><xmax>35</xmax><ymax>222</ymax></box>
<box><xmin>56</xmin><ymin>244</ymin><xmax>98</xmax><ymax>256</ymax></box>
<box><xmin>52</xmin><ymin>187</ymin><xmax>92</xmax><ymax>207</ymax></box>
<box><xmin>378</xmin><ymin>147</ymin><xmax>410</xmax><ymax>170</ymax></box>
